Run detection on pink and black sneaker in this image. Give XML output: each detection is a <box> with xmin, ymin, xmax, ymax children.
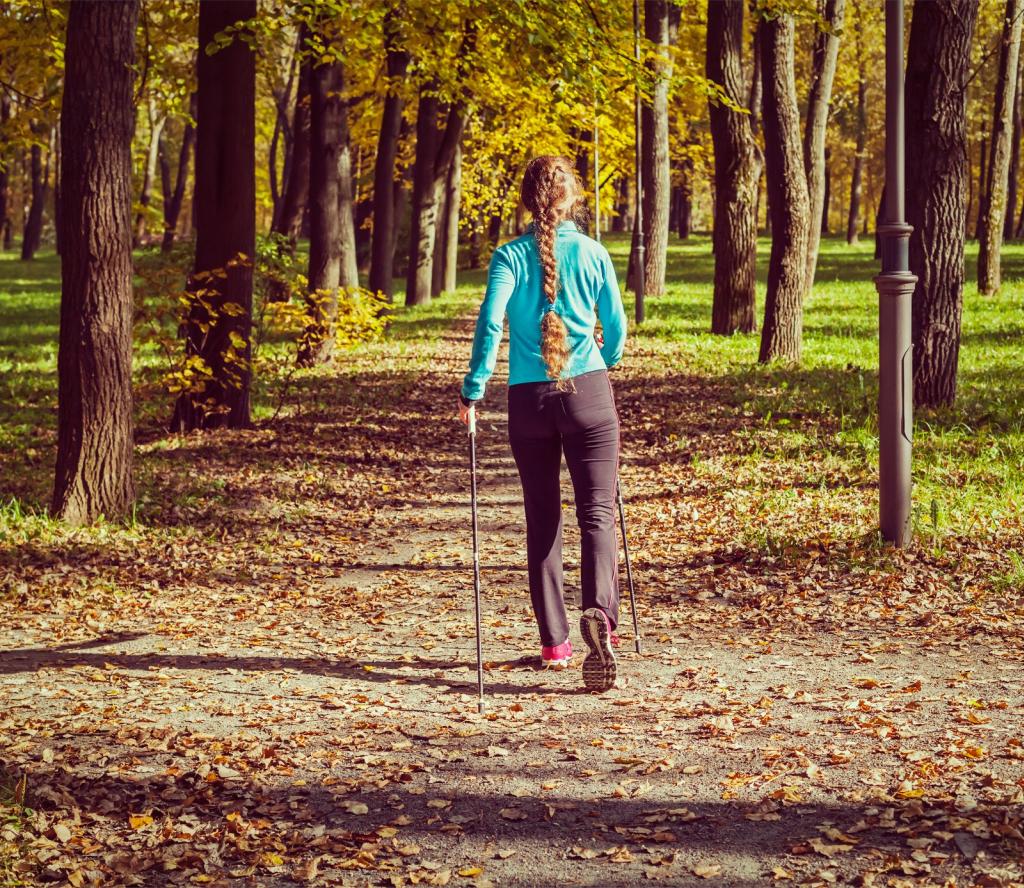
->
<box><xmin>580</xmin><ymin>608</ymin><xmax>617</xmax><ymax>692</ymax></box>
<box><xmin>541</xmin><ymin>640</ymin><xmax>573</xmax><ymax>670</ymax></box>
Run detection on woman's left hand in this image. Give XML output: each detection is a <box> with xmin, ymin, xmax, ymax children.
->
<box><xmin>458</xmin><ymin>398</ymin><xmax>474</xmax><ymax>426</ymax></box>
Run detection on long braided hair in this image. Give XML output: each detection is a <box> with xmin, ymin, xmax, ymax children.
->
<box><xmin>520</xmin><ymin>156</ymin><xmax>586</xmax><ymax>389</ymax></box>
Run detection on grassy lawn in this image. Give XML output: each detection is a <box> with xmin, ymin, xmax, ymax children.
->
<box><xmin>0</xmin><ymin>234</ymin><xmax>1021</xmax><ymax>578</ymax></box>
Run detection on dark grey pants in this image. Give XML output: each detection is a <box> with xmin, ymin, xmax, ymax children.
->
<box><xmin>507</xmin><ymin>369</ymin><xmax>620</xmax><ymax>647</ymax></box>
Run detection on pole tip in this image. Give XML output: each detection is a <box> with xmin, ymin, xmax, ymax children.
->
<box><xmin>634</xmin><ymin>639</ymin><xmax>642</xmax><ymax>655</ymax></box>
<box><xmin>477</xmin><ymin>701</ymin><xmax>485</xmax><ymax>715</ymax></box>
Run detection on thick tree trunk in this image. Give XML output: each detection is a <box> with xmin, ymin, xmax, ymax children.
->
<box><xmin>641</xmin><ymin>0</ymin><xmax>677</xmax><ymax>298</ymax></box>
<box><xmin>707</xmin><ymin>0</ymin><xmax>760</xmax><ymax>334</ymax></box>
<box><xmin>272</xmin><ymin>29</ymin><xmax>311</xmax><ymax>244</ymax></box>
<box><xmin>847</xmin><ymin>54</ymin><xmax>866</xmax><ymax>245</ymax></box>
<box><xmin>299</xmin><ymin>54</ymin><xmax>346</xmax><ymax>366</ymax></box>
<box><xmin>133</xmin><ymin>101</ymin><xmax>166</xmax><ymax>248</ymax></box>
<box><xmin>758</xmin><ymin>14</ymin><xmax>809</xmax><ymax>364</ymax></box>
<box><xmin>21</xmin><ymin>140</ymin><xmax>46</xmax><ymax>260</ymax></box>
<box><xmin>159</xmin><ymin>94</ymin><xmax>196</xmax><ymax>253</ymax></box>
<box><xmin>1005</xmin><ymin>53</ymin><xmax>1023</xmax><ymax>239</ymax></box>
<box><xmin>368</xmin><ymin>5</ymin><xmax>408</xmax><ymax>299</ymax></box>
<box><xmin>978</xmin><ymin>0</ymin><xmax>1023</xmax><ymax>294</ymax></box>
<box><xmin>803</xmin><ymin>0</ymin><xmax>846</xmax><ymax>291</ymax></box>
<box><xmin>906</xmin><ymin>0</ymin><xmax>978</xmax><ymax>407</ymax></box>
<box><xmin>53</xmin><ymin>0</ymin><xmax>138</xmax><ymax>524</ymax></box>
<box><xmin>171</xmin><ymin>0</ymin><xmax>256</xmax><ymax>431</ymax></box>
<box><xmin>406</xmin><ymin>91</ymin><xmax>465</xmax><ymax>306</ymax></box>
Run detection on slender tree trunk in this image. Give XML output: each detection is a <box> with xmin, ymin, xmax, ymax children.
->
<box><xmin>133</xmin><ymin>101</ymin><xmax>166</xmax><ymax>248</ymax></box>
<box><xmin>272</xmin><ymin>27</ymin><xmax>311</xmax><ymax>244</ymax></box>
<box><xmin>336</xmin><ymin>93</ymin><xmax>359</xmax><ymax>291</ymax></box>
<box><xmin>368</xmin><ymin>5</ymin><xmax>408</xmax><ymax>298</ymax></box>
<box><xmin>439</xmin><ymin>141</ymin><xmax>462</xmax><ymax>294</ymax></box>
<box><xmin>678</xmin><ymin>157</ymin><xmax>694</xmax><ymax>239</ymax></box>
<box><xmin>978</xmin><ymin>0</ymin><xmax>1023</xmax><ymax>294</ymax></box>
<box><xmin>821</xmin><ymin>147</ymin><xmax>831</xmax><ymax>234</ymax></box>
<box><xmin>707</xmin><ymin>0</ymin><xmax>760</xmax><ymax>334</ymax></box>
<box><xmin>976</xmin><ymin>124</ymin><xmax>988</xmax><ymax>239</ymax></box>
<box><xmin>53</xmin><ymin>0</ymin><xmax>138</xmax><ymax>524</ymax></box>
<box><xmin>268</xmin><ymin>41</ymin><xmax>298</xmax><ymax>229</ymax></box>
<box><xmin>0</xmin><ymin>93</ymin><xmax>9</xmax><ymax>252</ymax></box>
<box><xmin>641</xmin><ymin>0</ymin><xmax>677</xmax><ymax>298</ymax></box>
<box><xmin>21</xmin><ymin>140</ymin><xmax>46</xmax><ymax>260</ymax></box>
<box><xmin>1005</xmin><ymin>52</ymin><xmax>1023</xmax><ymax>239</ymax></box>
<box><xmin>299</xmin><ymin>54</ymin><xmax>346</xmax><ymax>365</ymax></box>
<box><xmin>171</xmin><ymin>0</ymin><xmax>256</xmax><ymax>431</ymax></box>
<box><xmin>159</xmin><ymin>94</ymin><xmax>196</xmax><ymax>253</ymax></box>
<box><xmin>847</xmin><ymin>52</ymin><xmax>866</xmax><ymax>244</ymax></box>
<box><xmin>759</xmin><ymin>14</ymin><xmax>809</xmax><ymax>364</ymax></box>
<box><xmin>906</xmin><ymin>0</ymin><xmax>978</xmax><ymax>407</ymax></box>
<box><xmin>803</xmin><ymin>0</ymin><xmax>846</xmax><ymax>291</ymax></box>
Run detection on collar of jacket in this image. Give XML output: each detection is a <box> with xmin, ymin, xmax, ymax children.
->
<box><xmin>525</xmin><ymin>220</ymin><xmax>578</xmax><ymax>234</ymax></box>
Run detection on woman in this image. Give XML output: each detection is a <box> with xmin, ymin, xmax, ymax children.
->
<box><xmin>457</xmin><ymin>155</ymin><xmax>627</xmax><ymax>693</ymax></box>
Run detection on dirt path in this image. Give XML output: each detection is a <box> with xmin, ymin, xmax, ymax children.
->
<box><xmin>2</xmin><ymin>317</ymin><xmax>1023</xmax><ymax>887</ymax></box>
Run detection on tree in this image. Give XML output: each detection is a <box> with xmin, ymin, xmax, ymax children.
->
<box><xmin>433</xmin><ymin>140</ymin><xmax>461</xmax><ymax>296</ymax></box>
<box><xmin>1005</xmin><ymin>52</ymin><xmax>1023</xmax><ymax>240</ymax></box>
<box><xmin>706</xmin><ymin>0</ymin><xmax>760</xmax><ymax>334</ymax></box>
<box><xmin>52</xmin><ymin>0</ymin><xmax>138</xmax><ymax>524</ymax></box>
<box><xmin>977</xmin><ymin>0</ymin><xmax>1022</xmax><ymax>295</ymax></box>
<box><xmin>271</xmin><ymin>24</ymin><xmax>311</xmax><ymax>246</ymax></box>
<box><xmin>20</xmin><ymin>130</ymin><xmax>47</xmax><ymax>260</ymax></box>
<box><xmin>846</xmin><ymin>14</ymin><xmax>866</xmax><ymax>245</ymax></box>
<box><xmin>906</xmin><ymin>0</ymin><xmax>978</xmax><ymax>407</ymax></box>
<box><xmin>171</xmin><ymin>0</ymin><xmax>256</xmax><ymax>432</ymax></box>
<box><xmin>758</xmin><ymin>13</ymin><xmax>810</xmax><ymax>364</ymax></box>
<box><xmin>158</xmin><ymin>94</ymin><xmax>196</xmax><ymax>252</ymax></box>
<box><xmin>641</xmin><ymin>0</ymin><xmax>678</xmax><ymax>299</ymax></box>
<box><xmin>133</xmin><ymin>100</ymin><xmax>166</xmax><ymax>247</ymax></box>
<box><xmin>299</xmin><ymin>24</ymin><xmax>359</xmax><ymax>366</ymax></box>
<box><xmin>803</xmin><ymin>0</ymin><xmax>846</xmax><ymax>290</ymax></box>
<box><xmin>368</xmin><ymin>3</ymin><xmax>409</xmax><ymax>299</ymax></box>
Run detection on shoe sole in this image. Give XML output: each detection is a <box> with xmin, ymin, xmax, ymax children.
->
<box><xmin>580</xmin><ymin>608</ymin><xmax>617</xmax><ymax>692</ymax></box>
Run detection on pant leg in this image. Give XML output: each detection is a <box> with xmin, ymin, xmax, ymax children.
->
<box><xmin>557</xmin><ymin>371</ymin><xmax>620</xmax><ymax>630</ymax></box>
<box><xmin>508</xmin><ymin>385</ymin><xmax>568</xmax><ymax>647</ymax></box>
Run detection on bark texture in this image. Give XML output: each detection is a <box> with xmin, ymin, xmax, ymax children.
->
<box><xmin>906</xmin><ymin>0</ymin><xmax>978</xmax><ymax>407</ymax></box>
<box><xmin>1006</xmin><ymin>52</ymin><xmax>1022</xmax><ymax>239</ymax></box>
<box><xmin>706</xmin><ymin>0</ymin><xmax>760</xmax><ymax>334</ymax></box>
<box><xmin>21</xmin><ymin>138</ymin><xmax>46</xmax><ymax>260</ymax></box>
<box><xmin>758</xmin><ymin>15</ymin><xmax>810</xmax><ymax>364</ymax></box>
<box><xmin>802</xmin><ymin>0</ymin><xmax>846</xmax><ymax>291</ymax></box>
<box><xmin>171</xmin><ymin>0</ymin><xmax>256</xmax><ymax>431</ymax></box>
<box><xmin>53</xmin><ymin>0</ymin><xmax>138</xmax><ymax>524</ymax></box>
<box><xmin>977</xmin><ymin>0</ymin><xmax>1022</xmax><ymax>294</ymax></box>
<box><xmin>368</xmin><ymin>5</ymin><xmax>408</xmax><ymax>299</ymax></box>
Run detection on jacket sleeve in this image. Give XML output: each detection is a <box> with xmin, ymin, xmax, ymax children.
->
<box><xmin>596</xmin><ymin>248</ymin><xmax>626</xmax><ymax>369</ymax></box>
<box><xmin>461</xmin><ymin>248</ymin><xmax>516</xmax><ymax>402</ymax></box>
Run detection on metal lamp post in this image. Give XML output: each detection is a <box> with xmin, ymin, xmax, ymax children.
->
<box><xmin>633</xmin><ymin>0</ymin><xmax>645</xmax><ymax>324</ymax></box>
<box><xmin>875</xmin><ymin>0</ymin><xmax>916</xmax><ymax>547</ymax></box>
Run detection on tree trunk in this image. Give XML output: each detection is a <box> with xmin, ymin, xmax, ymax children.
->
<box><xmin>21</xmin><ymin>140</ymin><xmax>46</xmax><ymax>260</ymax></box>
<box><xmin>641</xmin><ymin>0</ymin><xmax>677</xmax><ymax>298</ymax></box>
<box><xmin>171</xmin><ymin>0</ymin><xmax>256</xmax><ymax>432</ymax></box>
<box><xmin>1005</xmin><ymin>51</ymin><xmax>1023</xmax><ymax>239</ymax></box>
<box><xmin>0</xmin><ymin>92</ymin><xmax>9</xmax><ymax>251</ymax></box>
<box><xmin>821</xmin><ymin>147</ymin><xmax>831</xmax><ymax>234</ymax></box>
<box><xmin>272</xmin><ymin>27</ymin><xmax>311</xmax><ymax>244</ymax></box>
<box><xmin>978</xmin><ymin>0</ymin><xmax>1023</xmax><ymax>294</ymax></box>
<box><xmin>802</xmin><ymin>0</ymin><xmax>846</xmax><ymax>291</ymax></box>
<box><xmin>976</xmin><ymin>124</ymin><xmax>987</xmax><ymax>239</ymax></box>
<box><xmin>133</xmin><ymin>101</ymin><xmax>166</xmax><ymax>248</ymax></box>
<box><xmin>847</xmin><ymin>51</ymin><xmax>866</xmax><ymax>245</ymax></box>
<box><xmin>299</xmin><ymin>54</ymin><xmax>346</xmax><ymax>366</ymax></box>
<box><xmin>53</xmin><ymin>0</ymin><xmax>138</xmax><ymax>524</ymax></box>
<box><xmin>906</xmin><ymin>0</ymin><xmax>978</xmax><ymax>407</ymax></box>
<box><xmin>406</xmin><ymin>90</ymin><xmax>465</xmax><ymax>306</ymax></box>
<box><xmin>678</xmin><ymin>159</ymin><xmax>694</xmax><ymax>239</ymax></box>
<box><xmin>159</xmin><ymin>93</ymin><xmax>196</xmax><ymax>253</ymax></box>
<box><xmin>368</xmin><ymin>5</ymin><xmax>408</xmax><ymax>298</ymax></box>
<box><xmin>758</xmin><ymin>14</ymin><xmax>809</xmax><ymax>364</ymax></box>
<box><xmin>438</xmin><ymin>141</ymin><xmax>462</xmax><ymax>294</ymax></box>
<box><xmin>707</xmin><ymin>0</ymin><xmax>760</xmax><ymax>334</ymax></box>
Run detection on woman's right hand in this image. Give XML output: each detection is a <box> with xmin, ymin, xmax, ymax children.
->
<box><xmin>459</xmin><ymin>398</ymin><xmax>474</xmax><ymax>427</ymax></box>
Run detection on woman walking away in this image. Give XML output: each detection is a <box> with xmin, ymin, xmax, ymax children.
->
<box><xmin>458</xmin><ymin>155</ymin><xmax>627</xmax><ymax>693</ymax></box>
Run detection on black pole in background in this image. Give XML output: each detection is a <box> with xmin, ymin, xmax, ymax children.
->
<box><xmin>633</xmin><ymin>0</ymin><xmax>646</xmax><ymax>324</ymax></box>
<box><xmin>875</xmin><ymin>0</ymin><xmax>915</xmax><ymax>546</ymax></box>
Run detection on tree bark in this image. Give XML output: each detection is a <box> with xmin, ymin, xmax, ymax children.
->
<box><xmin>821</xmin><ymin>147</ymin><xmax>831</xmax><ymax>234</ymax></box>
<box><xmin>707</xmin><ymin>0</ymin><xmax>760</xmax><ymax>334</ymax></box>
<box><xmin>976</xmin><ymin>124</ymin><xmax>987</xmax><ymax>239</ymax></box>
<box><xmin>0</xmin><ymin>92</ymin><xmax>9</xmax><ymax>251</ymax></box>
<box><xmin>434</xmin><ymin>140</ymin><xmax>461</xmax><ymax>295</ymax></box>
<box><xmin>641</xmin><ymin>0</ymin><xmax>677</xmax><ymax>298</ymax></box>
<box><xmin>803</xmin><ymin>0</ymin><xmax>846</xmax><ymax>291</ymax></box>
<box><xmin>21</xmin><ymin>138</ymin><xmax>46</xmax><ymax>260</ymax></box>
<box><xmin>53</xmin><ymin>0</ymin><xmax>138</xmax><ymax>524</ymax></box>
<box><xmin>906</xmin><ymin>0</ymin><xmax>978</xmax><ymax>407</ymax></box>
<box><xmin>171</xmin><ymin>0</ymin><xmax>256</xmax><ymax>432</ymax></box>
<box><xmin>978</xmin><ymin>0</ymin><xmax>1023</xmax><ymax>294</ymax></box>
<box><xmin>158</xmin><ymin>93</ymin><xmax>196</xmax><ymax>253</ymax></box>
<box><xmin>133</xmin><ymin>100</ymin><xmax>166</xmax><ymax>248</ymax></box>
<box><xmin>368</xmin><ymin>4</ymin><xmax>408</xmax><ymax>298</ymax></box>
<box><xmin>272</xmin><ymin>26</ymin><xmax>311</xmax><ymax>245</ymax></box>
<box><xmin>758</xmin><ymin>14</ymin><xmax>809</xmax><ymax>364</ymax></box>
<box><xmin>847</xmin><ymin>49</ymin><xmax>866</xmax><ymax>245</ymax></box>
<box><xmin>1005</xmin><ymin>51</ymin><xmax>1023</xmax><ymax>239</ymax></box>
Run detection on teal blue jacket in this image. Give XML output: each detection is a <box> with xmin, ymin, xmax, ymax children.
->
<box><xmin>461</xmin><ymin>221</ymin><xmax>627</xmax><ymax>402</ymax></box>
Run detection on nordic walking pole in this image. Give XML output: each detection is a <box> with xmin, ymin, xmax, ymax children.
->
<box><xmin>617</xmin><ymin>480</ymin><xmax>642</xmax><ymax>654</ymax></box>
<box><xmin>468</xmin><ymin>407</ymin><xmax>485</xmax><ymax>713</ymax></box>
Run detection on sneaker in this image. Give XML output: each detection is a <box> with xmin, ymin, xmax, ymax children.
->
<box><xmin>580</xmin><ymin>608</ymin><xmax>617</xmax><ymax>692</ymax></box>
<box><xmin>541</xmin><ymin>640</ymin><xmax>573</xmax><ymax>670</ymax></box>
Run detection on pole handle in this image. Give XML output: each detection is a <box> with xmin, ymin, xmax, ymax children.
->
<box><xmin>467</xmin><ymin>406</ymin><xmax>476</xmax><ymax>436</ymax></box>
